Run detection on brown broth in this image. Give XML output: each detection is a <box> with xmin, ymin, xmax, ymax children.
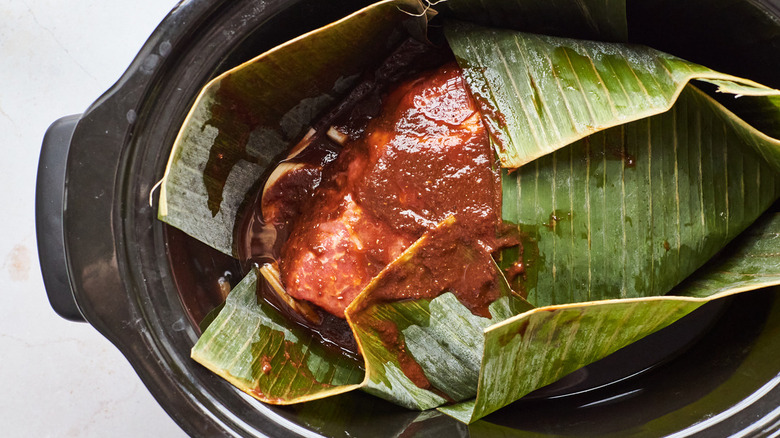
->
<box><xmin>164</xmin><ymin>225</ymin><xmax>242</xmax><ymax>330</ymax></box>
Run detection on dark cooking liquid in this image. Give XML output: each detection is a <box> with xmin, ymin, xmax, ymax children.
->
<box><xmin>164</xmin><ymin>225</ymin><xmax>242</xmax><ymax>328</ymax></box>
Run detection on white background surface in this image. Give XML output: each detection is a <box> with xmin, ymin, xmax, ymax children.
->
<box><xmin>1</xmin><ymin>1</ymin><xmax>187</xmax><ymax>436</ymax></box>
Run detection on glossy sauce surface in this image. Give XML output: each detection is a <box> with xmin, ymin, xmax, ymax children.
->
<box><xmin>280</xmin><ymin>62</ymin><xmax>507</xmax><ymax>317</ymax></box>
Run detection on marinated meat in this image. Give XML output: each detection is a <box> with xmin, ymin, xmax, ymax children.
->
<box><xmin>279</xmin><ymin>62</ymin><xmax>503</xmax><ymax>317</ymax></box>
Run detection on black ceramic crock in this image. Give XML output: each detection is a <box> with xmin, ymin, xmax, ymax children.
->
<box><xmin>36</xmin><ymin>0</ymin><xmax>780</xmax><ymax>436</ymax></box>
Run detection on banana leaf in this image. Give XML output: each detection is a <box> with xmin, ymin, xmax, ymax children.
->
<box><xmin>450</xmin><ymin>218</ymin><xmax>780</xmax><ymax>429</ymax></box>
<box><xmin>344</xmin><ymin>216</ymin><xmax>533</xmax><ymax>409</ymax></box>
<box><xmin>497</xmin><ymin>85</ymin><xmax>780</xmax><ymax>307</ymax></box>
<box><xmin>157</xmin><ymin>0</ymin><xmax>432</xmax><ymax>256</ymax></box>
<box><xmin>441</xmin><ymin>0</ymin><xmax>628</xmax><ymax>42</ymax></box>
<box><xmin>191</xmin><ymin>268</ymin><xmax>365</xmax><ymax>402</ymax></box>
<box><xmin>164</xmin><ymin>0</ymin><xmax>780</xmax><ymax>428</ymax></box>
<box><xmin>445</xmin><ymin>22</ymin><xmax>780</xmax><ymax>169</ymax></box>
<box><xmin>192</xmin><ymin>216</ymin><xmax>533</xmax><ymax>407</ymax></box>
<box><xmin>441</xmin><ymin>210</ymin><xmax>780</xmax><ymax>422</ymax></box>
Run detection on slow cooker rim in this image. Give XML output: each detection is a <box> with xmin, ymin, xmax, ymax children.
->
<box><xmin>61</xmin><ymin>0</ymin><xmax>282</xmax><ymax>435</ymax></box>
<box><xmin>55</xmin><ymin>0</ymin><xmax>780</xmax><ymax>436</ymax></box>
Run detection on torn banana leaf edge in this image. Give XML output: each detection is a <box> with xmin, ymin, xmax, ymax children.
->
<box><xmin>157</xmin><ymin>0</ymin><xmax>433</xmax><ymax>256</ymax></box>
<box><xmin>441</xmin><ymin>218</ymin><xmax>780</xmax><ymax>423</ymax></box>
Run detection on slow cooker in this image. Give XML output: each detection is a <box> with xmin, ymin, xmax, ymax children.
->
<box><xmin>36</xmin><ymin>0</ymin><xmax>780</xmax><ymax>436</ymax></box>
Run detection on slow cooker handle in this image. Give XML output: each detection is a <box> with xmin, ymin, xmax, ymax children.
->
<box><xmin>36</xmin><ymin>115</ymin><xmax>85</xmax><ymax>322</ymax></box>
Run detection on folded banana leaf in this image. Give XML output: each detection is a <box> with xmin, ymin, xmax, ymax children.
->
<box><xmin>493</xmin><ymin>85</ymin><xmax>780</xmax><ymax>307</ymax></box>
<box><xmin>158</xmin><ymin>0</ymin><xmax>433</xmax><ymax>255</ymax></box>
<box><xmin>157</xmin><ymin>0</ymin><xmax>780</xmax><ymax>426</ymax></box>
<box><xmin>345</xmin><ymin>216</ymin><xmax>534</xmax><ymax>409</ymax></box>
<box><xmin>442</xmin><ymin>214</ymin><xmax>780</xmax><ymax>423</ymax></box>
<box><xmin>446</xmin><ymin>21</ymin><xmax>780</xmax><ymax>169</ymax></box>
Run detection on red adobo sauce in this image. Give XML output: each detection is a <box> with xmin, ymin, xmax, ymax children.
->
<box><xmin>281</xmin><ymin>62</ymin><xmax>508</xmax><ymax>317</ymax></box>
<box><xmin>236</xmin><ymin>41</ymin><xmax>519</xmax><ymax>355</ymax></box>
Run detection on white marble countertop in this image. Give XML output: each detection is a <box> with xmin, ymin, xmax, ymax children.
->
<box><xmin>1</xmin><ymin>1</ymin><xmax>187</xmax><ymax>436</ymax></box>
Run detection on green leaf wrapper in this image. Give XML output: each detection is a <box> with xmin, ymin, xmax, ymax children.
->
<box><xmin>497</xmin><ymin>86</ymin><xmax>780</xmax><ymax>306</ymax></box>
<box><xmin>441</xmin><ymin>211</ymin><xmax>780</xmax><ymax>422</ymax></box>
<box><xmin>167</xmin><ymin>0</ymin><xmax>780</xmax><ymax>426</ymax></box>
<box><xmin>445</xmin><ymin>22</ymin><xmax>780</xmax><ymax>169</ymax></box>
<box><xmin>191</xmin><ymin>268</ymin><xmax>364</xmax><ymax>402</ymax></box>
<box><xmin>158</xmin><ymin>0</ymin><xmax>432</xmax><ymax>255</ymax></box>
<box><xmin>345</xmin><ymin>217</ymin><xmax>533</xmax><ymax>409</ymax></box>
